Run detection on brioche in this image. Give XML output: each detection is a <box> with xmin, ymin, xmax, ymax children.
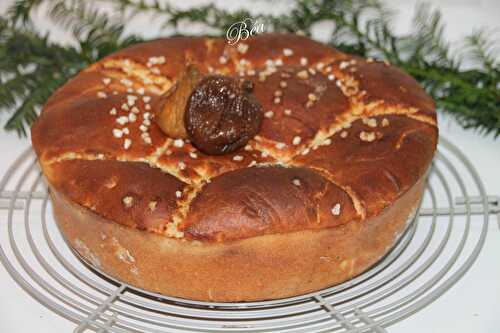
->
<box><xmin>32</xmin><ymin>33</ymin><xmax>437</xmax><ymax>301</ymax></box>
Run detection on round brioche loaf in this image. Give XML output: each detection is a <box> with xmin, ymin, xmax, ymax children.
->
<box><xmin>31</xmin><ymin>33</ymin><xmax>438</xmax><ymax>302</ymax></box>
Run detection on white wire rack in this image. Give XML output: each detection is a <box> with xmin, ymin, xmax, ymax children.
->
<box><xmin>0</xmin><ymin>137</ymin><xmax>498</xmax><ymax>333</ymax></box>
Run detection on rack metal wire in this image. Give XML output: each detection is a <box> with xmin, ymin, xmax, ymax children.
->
<box><xmin>0</xmin><ymin>137</ymin><xmax>498</xmax><ymax>333</ymax></box>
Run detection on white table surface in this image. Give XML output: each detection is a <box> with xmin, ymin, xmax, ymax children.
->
<box><xmin>0</xmin><ymin>1</ymin><xmax>499</xmax><ymax>332</ymax></box>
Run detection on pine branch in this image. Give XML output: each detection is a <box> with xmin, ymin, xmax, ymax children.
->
<box><xmin>0</xmin><ymin>2</ymin><xmax>142</xmax><ymax>136</ymax></box>
<box><xmin>0</xmin><ymin>0</ymin><xmax>499</xmax><ymax>137</ymax></box>
<box><xmin>6</xmin><ymin>0</ymin><xmax>43</xmax><ymax>25</ymax></box>
<box><xmin>464</xmin><ymin>28</ymin><xmax>499</xmax><ymax>76</ymax></box>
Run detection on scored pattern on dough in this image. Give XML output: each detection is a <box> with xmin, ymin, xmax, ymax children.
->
<box><xmin>298</xmin><ymin>164</ymin><xmax>367</xmax><ymax>219</ymax></box>
<box><xmin>293</xmin><ymin>104</ymin><xmax>434</xmax><ymax>159</ymax></box>
<box><xmin>89</xmin><ymin>58</ymin><xmax>173</xmax><ymax>95</ymax></box>
<box><xmin>41</xmin><ymin>37</ymin><xmax>437</xmax><ymax>239</ymax></box>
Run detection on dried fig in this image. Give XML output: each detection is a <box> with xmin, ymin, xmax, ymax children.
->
<box><xmin>185</xmin><ymin>76</ymin><xmax>263</xmax><ymax>155</ymax></box>
<box><xmin>155</xmin><ymin>65</ymin><xmax>202</xmax><ymax>139</ymax></box>
<box><xmin>155</xmin><ymin>66</ymin><xmax>263</xmax><ymax>155</ymax></box>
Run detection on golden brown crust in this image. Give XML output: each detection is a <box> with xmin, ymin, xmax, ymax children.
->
<box><xmin>51</xmin><ymin>175</ymin><xmax>425</xmax><ymax>302</ymax></box>
<box><xmin>293</xmin><ymin>114</ymin><xmax>437</xmax><ymax>217</ymax></box>
<box><xmin>182</xmin><ymin>166</ymin><xmax>359</xmax><ymax>241</ymax></box>
<box><xmin>44</xmin><ymin>159</ymin><xmax>185</xmax><ymax>232</ymax></box>
<box><xmin>32</xmin><ymin>33</ymin><xmax>437</xmax><ymax>242</ymax></box>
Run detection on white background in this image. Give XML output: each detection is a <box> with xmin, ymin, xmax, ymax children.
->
<box><xmin>0</xmin><ymin>0</ymin><xmax>499</xmax><ymax>332</ymax></box>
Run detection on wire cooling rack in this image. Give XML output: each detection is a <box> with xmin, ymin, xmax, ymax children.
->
<box><xmin>0</xmin><ymin>137</ymin><xmax>498</xmax><ymax>333</ymax></box>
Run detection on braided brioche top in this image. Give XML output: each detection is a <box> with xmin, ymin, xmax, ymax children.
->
<box><xmin>32</xmin><ymin>33</ymin><xmax>437</xmax><ymax>242</ymax></box>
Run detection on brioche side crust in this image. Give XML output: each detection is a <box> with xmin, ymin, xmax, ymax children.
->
<box><xmin>52</xmin><ymin>176</ymin><xmax>424</xmax><ymax>302</ymax></box>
